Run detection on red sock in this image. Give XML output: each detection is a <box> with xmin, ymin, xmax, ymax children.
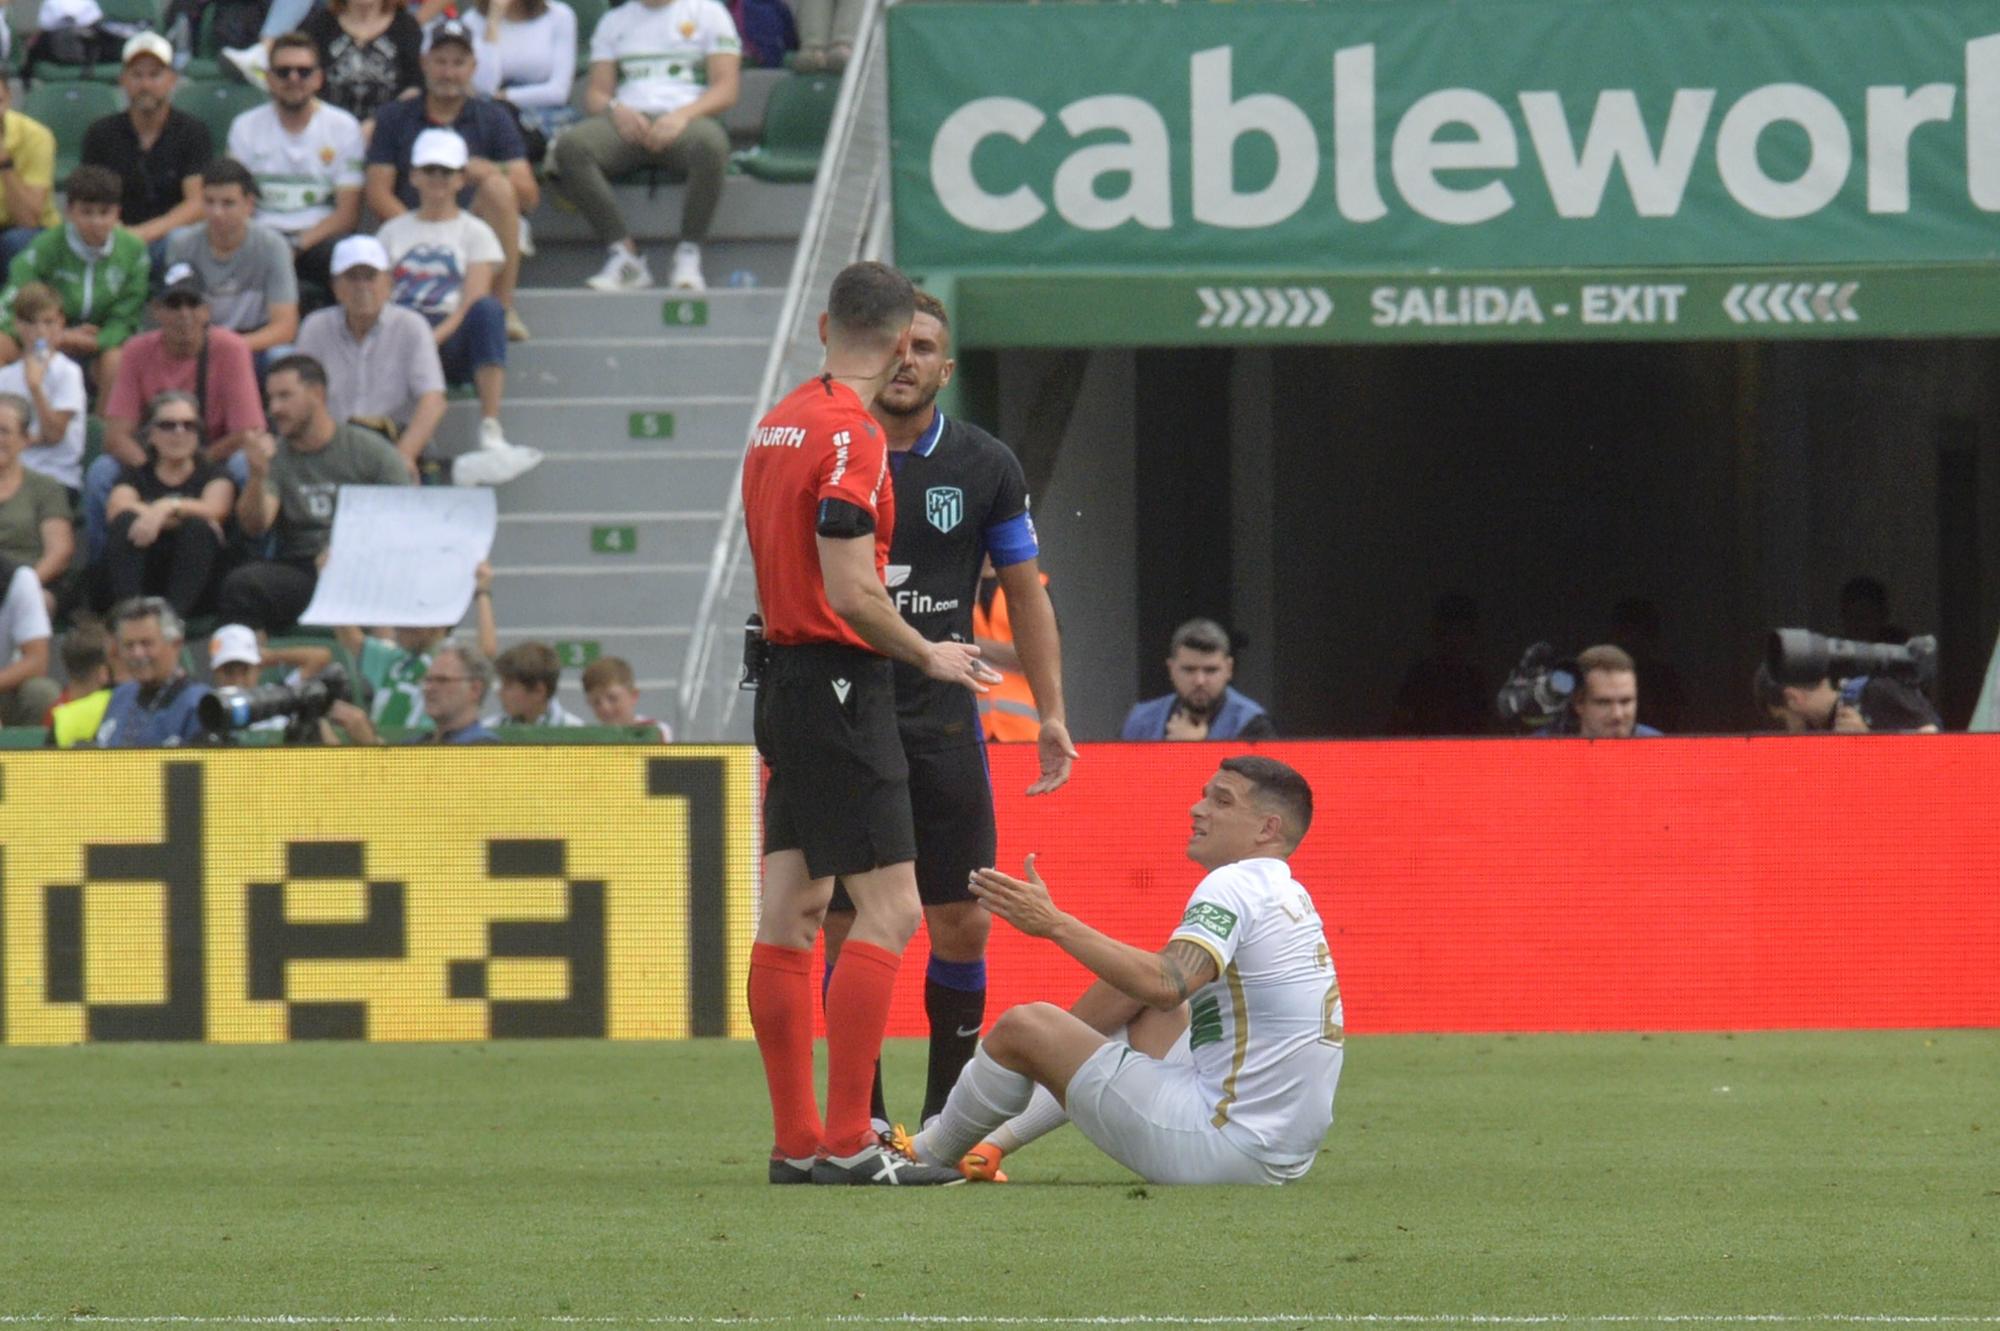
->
<box><xmin>748</xmin><ymin>942</ymin><xmax>823</xmax><ymax>1160</ymax></box>
<box><xmin>823</xmin><ymin>938</ymin><xmax>901</xmax><ymax>1157</ymax></box>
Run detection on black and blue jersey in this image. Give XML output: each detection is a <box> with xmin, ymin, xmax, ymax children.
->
<box><xmin>884</xmin><ymin>412</ymin><xmax>1037</xmax><ymax>752</ymax></box>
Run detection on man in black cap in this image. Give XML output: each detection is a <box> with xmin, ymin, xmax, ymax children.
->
<box><xmin>364</xmin><ymin>19</ymin><xmax>539</xmax><ymax>342</ymax></box>
<box><xmin>83</xmin><ymin>261</ymin><xmax>266</xmax><ymax>561</ymax></box>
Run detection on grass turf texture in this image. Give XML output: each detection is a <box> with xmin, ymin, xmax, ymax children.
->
<box><xmin>1</xmin><ymin>1032</ymin><xmax>1995</xmax><ymax>1329</ymax></box>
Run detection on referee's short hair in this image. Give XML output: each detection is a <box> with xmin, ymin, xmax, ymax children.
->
<box><xmin>827</xmin><ymin>261</ymin><xmax>916</xmax><ymax>346</ymax></box>
<box><xmin>1220</xmin><ymin>755</ymin><xmax>1314</xmax><ymax>848</ymax></box>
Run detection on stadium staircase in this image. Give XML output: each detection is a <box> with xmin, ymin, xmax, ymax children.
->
<box><xmin>403</xmin><ymin>68</ymin><xmax>821</xmax><ymax>721</ymax></box>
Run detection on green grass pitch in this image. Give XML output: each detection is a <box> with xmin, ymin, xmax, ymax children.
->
<box><xmin>2</xmin><ymin>1031</ymin><xmax>1996</xmax><ymax>1329</ymax></box>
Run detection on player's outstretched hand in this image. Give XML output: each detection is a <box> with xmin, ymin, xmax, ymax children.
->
<box><xmin>970</xmin><ymin>853</ymin><xmax>1064</xmax><ymax>938</ymax></box>
<box><xmin>922</xmin><ymin>639</ymin><xmax>1002</xmax><ymax>694</ymax></box>
<box><xmin>1026</xmin><ymin>719</ymin><xmax>1078</xmax><ymax>796</ymax></box>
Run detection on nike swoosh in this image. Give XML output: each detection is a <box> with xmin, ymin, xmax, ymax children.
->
<box><xmin>955</xmin><ymin>1024</ymin><xmax>981</xmax><ymax>1038</ymax></box>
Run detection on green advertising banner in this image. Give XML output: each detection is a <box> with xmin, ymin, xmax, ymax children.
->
<box><xmin>889</xmin><ymin>0</ymin><xmax>2000</xmax><ymax>274</ymax></box>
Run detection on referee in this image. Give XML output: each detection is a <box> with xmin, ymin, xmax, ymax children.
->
<box><xmin>742</xmin><ymin>260</ymin><xmax>992</xmax><ymax>1188</ymax></box>
<box><xmin>823</xmin><ymin>290</ymin><xmax>1075</xmax><ymax>1142</ymax></box>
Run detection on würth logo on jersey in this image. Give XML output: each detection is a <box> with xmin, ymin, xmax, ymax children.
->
<box><xmin>832</xmin><ymin>679</ymin><xmax>852</xmax><ymax>704</ymax></box>
<box><xmin>925</xmin><ymin>486</ymin><xmax>963</xmax><ymax>533</ymax></box>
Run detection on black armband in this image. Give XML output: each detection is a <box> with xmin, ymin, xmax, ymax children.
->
<box><xmin>815</xmin><ymin>498</ymin><xmax>876</xmax><ymax>539</ymax></box>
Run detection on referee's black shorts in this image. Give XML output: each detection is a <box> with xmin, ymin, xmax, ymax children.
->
<box><xmin>831</xmin><ymin>741</ymin><xmax>996</xmax><ymax>912</ymax></box>
<box><xmin>754</xmin><ymin>642</ymin><xmax>915</xmax><ymax>880</ymax></box>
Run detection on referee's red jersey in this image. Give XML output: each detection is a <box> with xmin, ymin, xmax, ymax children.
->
<box><xmin>742</xmin><ymin>375</ymin><xmax>897</xmax><ymax>650</ymax></box>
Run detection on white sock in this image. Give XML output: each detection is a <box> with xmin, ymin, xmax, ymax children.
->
<box><xmin>912</xmin><ymin>1045</ymin><xmax>1032</xmax><ymax>1166</ymax></box>
<box><xmin>989</xmin><ymin>1084</ymin><xmax>1068</xmax><ymax>1155</ymax></box>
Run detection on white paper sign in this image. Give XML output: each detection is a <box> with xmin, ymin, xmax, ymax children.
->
<box><xmin>298</xmin><ymin>486</ymin><xmax>497</xmax><ymax>628</ymax></box>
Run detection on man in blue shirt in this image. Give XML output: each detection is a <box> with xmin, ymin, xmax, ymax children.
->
<box><xmin>362</xmin><ymin>20</ymin><xmax>538</xmax><ymax>342</ymax></box>
<box><xmin>97</xmin><ymin>596</ymin><xmax>211</xmax><ymax>747</ymax></box>
<box><xmin>1121</xmin><ymin>618</ymin><xmax>1274</xmax><ymax>741</ymax></box>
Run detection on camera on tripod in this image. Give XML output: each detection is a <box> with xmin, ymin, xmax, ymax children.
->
<box><xmin>198</xmin><ymin>664</ymin><xmax>352</xmax><ymax>742</ymax></box>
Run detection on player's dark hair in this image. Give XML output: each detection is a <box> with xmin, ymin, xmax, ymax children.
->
<box><xmin>495</xmin><ymin>641</ymin><xmax>562</xmax><ymax>695</ymax></box>
<box><xmin>912</xmin><ymin>289</ymin><xmax>950</xmax><ymax>337</ymax></box>
<box><xmin>1171</xmin><ymin>617</ymin><xmax>1231</xmax><ymax>657</ymax></box>
<box><xmin>200</xmin><ymin>157</ymin><xmax>259</xmax><ymax>197</ymax></box>
<box><xmin>826</xmin><ymin>261</ymin><xmax>915</xmax><ymax>344</ymax></box>
<box><xmin>65</xmin><ymin>165</ymin><xmax>124</xmax><ymax>209</ymax></box>
<box><xmin>267</xmin><ymin>353</ymin><xmax>328</xmax><ymax>391</ymax></box>
<box><xmin>62</xmin><ymin>622</ymin><xmax>111</xmax><ymax>679</ymax></box>
<box><xmin>1220</xmin><ymin>756</ymin><xmax>1314</xmax><ymax>847</ymax></box>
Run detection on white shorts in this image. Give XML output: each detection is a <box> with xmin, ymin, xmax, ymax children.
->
<box><xmin>1063</xmin><ymin>1039</ymin><xmax>1299</xmax><ymax>1186</ymax></box>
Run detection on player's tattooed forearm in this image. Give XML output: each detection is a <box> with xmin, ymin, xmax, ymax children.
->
<box><xmin>1157</xmin><ymin>940</ymin><xmax>1215</xmax><ymax>1005</ymax></box>
<box><xmin>1159</xmin><ymin>953</ymin><xmax>1194</xmax><ymax>1004</ymax></box>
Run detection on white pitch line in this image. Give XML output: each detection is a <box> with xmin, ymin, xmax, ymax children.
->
<box><xmin>5</xmin><ymin>1316</ymin><xmax>2000</xmax><ymax>1328</ymax></box>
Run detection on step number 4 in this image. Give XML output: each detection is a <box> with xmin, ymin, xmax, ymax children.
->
<box><xmin>592</xmin><ymin>525</ymin><xmax>637</xmax><ymax>554</ymax></box>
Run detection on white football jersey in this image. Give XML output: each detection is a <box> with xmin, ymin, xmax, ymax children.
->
<box><xmin>1168</xmin><ymin>857</ymin><xmax>1343</xmax><ymax>1167</ymax></box>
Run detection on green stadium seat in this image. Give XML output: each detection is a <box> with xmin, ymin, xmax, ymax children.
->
<box><xmin>176</xmin><ymin>79</ymin><xmax>265</xmax><ymax>151</ymax></box>
<box><xmin>735</xmin><ymin>73</ymin><xmax>837</xmax><ymax>183</ymax></box>
<box><xmin>0</xmin><ymin>726</ymin><xmax>50</xmax><ymax>748</ymax></box>
<box><xmin>98</xmin><ymin>0</ymin><xmax>164</xmax><ymax>25</ymax></box>
<box><xmin>21</xmin><ymin>82</ymin><xmax>123</xmax><ymax>182</ymax></box>
<box><xmin>570</xmin><ymin>0</ymin><xmax>611</xmax><ymax>73</ymax></box>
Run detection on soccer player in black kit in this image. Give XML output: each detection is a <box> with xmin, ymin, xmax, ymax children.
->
<box><xmin>824</xmin><ymin>291</ymin><xmax>1075</xmax><ymax>1157</ymax></box>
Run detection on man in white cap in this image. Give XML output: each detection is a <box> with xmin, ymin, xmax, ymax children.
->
<box><xmin>376</xmin><ymin>128</ymin><xmax>538</xmax><ymax>485</ymax></box>
<box><xmin>293</xmin><ymin>234</ymin><xmax>445</xmax><ymax>481</ymax></box>
<box><xmin>365</xmin><ymin>19</ymin><xmax>537</xmax><ymax>341</ymax></box>
<box><xmin>206</xmin><ymin>622</ymin><xmax>265</xmax><ymax>691</ymax></box>
<box><xmin>81</xmin><ymin>32</ymin><xmax>212</xmax><ymax>249</ymax></box>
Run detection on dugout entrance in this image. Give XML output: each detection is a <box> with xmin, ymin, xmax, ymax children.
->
<box><xmin>933</xmin><ymin>291</ymin><xmax>2000</xmax><ymax>738</ymax></box>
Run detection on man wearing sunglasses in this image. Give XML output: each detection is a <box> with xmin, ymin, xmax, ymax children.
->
<box><xmin>226</xmin><ymin>31</ymin><xmax>366</xmax><ymax>294</ymax></box>
<box><xmin>83</xmin><ymin>264</ymin><xmax>267</xmax><ymax>563</ymax></box>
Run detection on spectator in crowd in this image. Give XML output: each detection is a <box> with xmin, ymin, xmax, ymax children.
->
<box><xmin>0</xmin><ymin>75</ymin><xmax>61</xmax><ymax>270</ymax></box>
<box><xmin>92</xmin><ymin>390</ymin><xmax>237</xmax><ymax>619</ymax></box>
<box><xmin>1838</xmin><ymin>574</ymin><xmax>1909</xmax><ymax>645</ymax></box>
<box><xmin>581</xmin><ymin>654</ymin><xmax>671</xmax><ymax>740</ymax></box>
<box><xmin>0</xmin><ymin>522</ymin><xmax>57</xmax><ymax>725</ymax></box>
<box><xmin>88</xmin><ymin>263</ymin><xmax>265</xmax><ymax>560</ymax></box>
<box><xmin>0</xmin><ymin>165</ymin><xmax>149</xmax><ymax>388</ymax></box>
<box><xmin>82</xmin><ymin>33</ymin><xmax>212</xmax><ymax>253</ymax></box>
<box><xmin>301</xmin><ymin>0</ymin><xmax>426</xmax><ymax>135</ymax></box>
<box><xmin>970</xmin><ymin>556</ymin><xmax>1048</xmax><ymax>743</ymax></box>
<box><xmin>1387</xmin><ymin>591</ymin><xmax>1494</xmax><ymax>736</ymax></box>
<box><xmin>334</xmin><ymin>558</ymin><xmax>499</xmax><ymax>731</ymax></box>
<box><xmin>377</xmin><ymin>129</ymin><xmax>540</xmax><ymax>484</ymax></box>
<box><xmin>206</xmin><ymin>622</ymin><xmax>337</xmax><ymax>688</ymax></box>
<box><xmin>1555</xmin><ymin>644</ymin><xmax>1661</xmax><ymax>738</ymax></box>
<box><xmin>0</xmin><ymin>284</ymin><xmax>87</xmax><ymax>500</ymax></box>
<box><xmin>1754</xmin><ymin>661</ymin><xmax>1941</xmax><ymax>734</ymax></box>
<box><xmin>464</xmin><ymin>0</ymin><xmax>579</xmax><ymax>142</ymax></box>
<box><xmin>293</xmin><ymin>235</ymin><xmax>444</xmax><ymax>480</ymax></box>
<box><xmin>216</xmin><ymin>353</ymin><xmax>411</xmax><ymax>630</ymax></box>
<box><xmin>227</xmin><ymin>32</ymin><xmax>367</xmax><ymax>293</ymax></box>
<box><xmin>96</xmin><ymin>596</ymin><xmax>210</xmax><ymax>747</ymax></box>
<box><xmin>552</xmin><ymin>0</ymin><xmax>739</xmax><ymax>294</ymax></box>
<box><xmin>1607</xmin><ymin>596</ymin><xmax>1687</xmax><ymax>735</ymax></box>
<box><xmin>327</xmin><ymin>636</ymin><xmax>499</xmax><ymax>743</ymax></box>
<box><xmin>164</xmin><ymin>159</ymin><xmax>301</xmax><ymax>362</ymax></box>
<box><xmin>0</xmin><ymin>392</ymin><xmax>73</xmax><ymax>617</ymax></box>
<box><xmin>367</xmin><ymin>21</ymin><xmax>537</xmax><ymax>340</ymax></box>
<box><xmin>1121</xmin><ymin>617</ymin><xmax>1274</xmax><ymax>741</ymax></box>
<box><xmin>792</xmin><ymin>0</ymin><xmax>857</xmax><ymax>73</ymax></box>
<box><xmin>48</xmin><ymin>620</ymin><xmax>115</xmax><ymax>747</ymax></box>
<box><xmin>485</xmin><ymin>639</ymin><xmax>585</xmax><ymax>727</ymax></box>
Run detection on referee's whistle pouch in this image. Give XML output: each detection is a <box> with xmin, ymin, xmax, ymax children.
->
<box><xmin>740</xmin><ymin>614</ymin><xmax>769</xmax><ymax>690</ymax></box>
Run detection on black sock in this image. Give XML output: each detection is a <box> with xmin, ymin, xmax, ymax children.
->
<box><xmin>922</xmin><ymin>956</ymin><xmax>988</xmax><ymax>1124</ymax></box>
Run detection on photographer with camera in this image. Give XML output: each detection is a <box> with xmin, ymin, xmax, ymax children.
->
<box><xmin>1499</xmin><ymin>642</ymin><xmax>1661</xmax><ymax>737</ymax></box>
<box><xmin>322</xmin><ymin>637</ymin><xmax>499</xmax><ymax>744</ymax></box>
<box><xmin>96</xmin><ymin>596</ymin><xmax>210</xmax><ymax>747</ymax></box>
<box><xmin>1756</xmin><ymin>629</ymin><xmax>1941</xmax><ymax>733</ymax></box>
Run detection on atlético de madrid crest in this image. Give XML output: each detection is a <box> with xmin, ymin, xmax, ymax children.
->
<box><xmin>925</xmin><ymin>486</ymin><xmax>963</xmax><ymax>533</ymax></box>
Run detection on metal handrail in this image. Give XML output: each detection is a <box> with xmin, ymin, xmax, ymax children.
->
<box><xmin>676</xmin><ymin>0</ymin><xmax>893</xmax><ymax>737</ymax></box>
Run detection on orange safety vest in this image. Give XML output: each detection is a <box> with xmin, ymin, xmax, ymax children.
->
<box><xmin>971</xmin><ymin>574</ymin><xmax>1045</xmax><ymax>741</ymax></box>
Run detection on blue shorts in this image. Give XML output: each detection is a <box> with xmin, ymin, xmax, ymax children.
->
<box><xmin>432</xmin><ymin>296</ymin><xmax>508</xmax><ymax>386</ymax></box>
